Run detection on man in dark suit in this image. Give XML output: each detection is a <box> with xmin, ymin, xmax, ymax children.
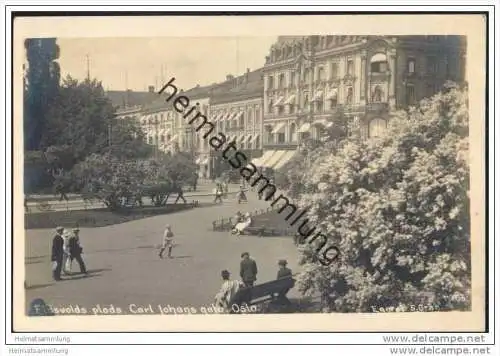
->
<box><xmin>51</xmin><ymin>227</ymin><xmax>65</xmax><ymax>281</ymax></box>
<box><xmin>68</xmin><ymin>228</ymin><xmax>87</xmax><ymax>274</ymax></box>
<box><xmin>239</xmin><ymin>252</ymin><xmax>258</xmax><ymax>287</ymax></box>
<box><xmin>276</xmin><ymin>259</ymin><xmax>293</xmax><ymax>305</ymax></box>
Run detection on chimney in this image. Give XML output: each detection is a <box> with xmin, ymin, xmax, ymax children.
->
<box><xmin>148</xmin><ymin>85</ymin><xmax>155</xmax><ymax>93</ymax></box>
<box><xmin>196</xmin><ymin>84</ymin><xmax>200</xmax><ymax>88</ymax></box>
<box><xmin>226</xmin><ymin>74</ymin><xmax>234</xmax><ymax>81</ymax></box>
<box><xmin>245</xmin><ymin>68</ymin><xmax>250</xmax><ymax>82</ymax></box>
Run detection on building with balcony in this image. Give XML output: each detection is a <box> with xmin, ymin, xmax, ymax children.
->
<box><xmin>209</xmin><ymin>69</ymin><xmax>264</xmax><ymax>179</ymax></box>
<box><xmin>257</xmin><ymin>35</ymin><xmax>466</xmax><ymax>171</ymax></box>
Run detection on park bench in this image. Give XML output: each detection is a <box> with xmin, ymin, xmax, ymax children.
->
<box><xmin>229</xmin><ymin>276</ymin><xmax>295</xmax><ymax>312</ymax></box>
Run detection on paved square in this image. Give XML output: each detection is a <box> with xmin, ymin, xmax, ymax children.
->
<box><xmin>25</xmin><ymin>194</ymin><xmax>300</xmax><ymax>315</ymax></box>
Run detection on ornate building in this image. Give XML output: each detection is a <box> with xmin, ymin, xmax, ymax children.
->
<box><xmin>208</xmin><ymin>69</ymin><xmax>264</xmax><ymax>179</ymax></box>
<box><xmin>255</xmin><ymin>35</ymin><xmax>466</xmax><ymax>170</ymax></box>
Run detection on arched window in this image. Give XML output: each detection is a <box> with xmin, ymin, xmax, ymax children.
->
<box><xmin>255</xmin><ymin>107</ymin><xmax>260</xmax><ymax>125</ymax></box>
<box><xmin>371</xmin><ymin>85</ymin><xmax>384</xmax><ymax>102</ymax></box>
<box><xmin>268</xmin><ymin>99</ymin><xmax>274</xmax><ymax>114</ymax></box>
<box><xmin>289</xmin><ymin>123</ymin><xmax>297</xmax><ymax>142</ymax></box>
<box><xmin>369</xmin><ymin>118</ymin><xmax>387</xmax><ymax>138</ymax></box>
<box><xmin>370</xmin><ymin>53</ymin><xmax>388</xmax><ymax>73</ymax></box>
<box><xmin>255</xmin><ymin>136</ymin><xmax>260</xmax><ymax>149</ymax></box>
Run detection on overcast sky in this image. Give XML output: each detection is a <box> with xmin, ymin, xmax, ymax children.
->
<box><xmin>56</xmin><ymin>37</ymin><xmax>278</xmax><ymax>92</ymax></box>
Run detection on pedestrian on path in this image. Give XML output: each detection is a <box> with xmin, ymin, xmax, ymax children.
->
<box><xmin>51</xmin><ymin>227</ymin><xmax>65</xmax><ymax>281</ymax></box>
<box><xmin>62</xmin><ymin>229</ymin><xmax>72</xmax><ymax>275</ymax></box>
<box><xmin>174</xmin><ymin>185</ymin><xmax>187</xmax><ymax>204</ymax></box>
<box><xmin>68</xmin><ymin>228</ymin><xmax>87</xmax><ymax>274</ymax></box>
<box><xmin>213</xmin><ymin>184</ymin><xmax>223</xmax><ymax>204</ymax></box>
<box><xmin>159</xmin><ymin>224</ymin><xmax>175</xmax><ymax>259</ymax></box>
<box><xmin>239</xmin><ymin>252</ymin><xmax>258</xmax><ymax>287</ymax></box>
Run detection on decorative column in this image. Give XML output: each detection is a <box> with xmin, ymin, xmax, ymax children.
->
<box><xmin>388</xmin><ymin>48</ymin><xmax>397</xmax><ymax>109</ymax></box>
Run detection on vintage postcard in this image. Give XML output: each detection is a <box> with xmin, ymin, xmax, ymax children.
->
<box><xmin>12</xmin><ymin>13</ymin><xmax>487</xmax><ymax>332</ymax></box>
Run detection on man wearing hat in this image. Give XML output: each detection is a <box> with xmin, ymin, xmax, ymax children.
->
<box><xmin>51</xmin><ymin>227</ymin><xmax>65</xmax><ymax>281</ymax></box>
<box><xmin>68</xmin><ymin>228</ymin><xmax>87</xmax><ymax>274</ymax></box>
<box><xmin>239</xmin><ymin>252</ymin><xmax>258</xmax><ymax>287</ymax></box>
<box><xmin>276</xmin><ymin>259</ymin><xmax>293</xmax><ymax>305</ymax></box>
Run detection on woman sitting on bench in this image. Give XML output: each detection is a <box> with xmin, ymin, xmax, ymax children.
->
<box><xmin>231</xmin><ymin>212</ymin><xmax>252</xmax><ymax>235</ymax></box>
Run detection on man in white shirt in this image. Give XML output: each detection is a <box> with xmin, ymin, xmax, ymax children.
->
<box><xmin>159</xmin><ymin>224</ymin><xmax>174</xmax><ymax>259</ymax></box>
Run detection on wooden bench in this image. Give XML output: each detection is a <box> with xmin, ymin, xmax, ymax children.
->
<box><xmin>229</xmin><ymin>277</ymin><xmax>295</xmax><ymax>311</ymax></box>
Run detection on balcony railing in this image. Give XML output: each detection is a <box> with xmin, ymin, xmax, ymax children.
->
<box><xmin>365</xmin><ymin>102</ymin><xmax>389</xmax><ymax>113</ymax></box>
<box><xmin>263</xmin><ymin>142</ymin><xmax>299</xmax><ymax>150</ymax></box>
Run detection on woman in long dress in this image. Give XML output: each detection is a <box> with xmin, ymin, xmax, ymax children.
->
<box><xmin>232</xmin><ymin>213</ymin><xmax>252</xmax><ymax>235</ymax></box>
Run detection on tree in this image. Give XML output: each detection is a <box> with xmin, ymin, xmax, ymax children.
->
<box><xmin>40</xmin><ymin>76</ymin><xmax>115</xmax><ymax>161</ymax></box>
<box><xmin>142</xmin><ymin>152</ymin><xmax>198</xmax><ymax>206</ymax></box>
<box><xmin>24</xmin><ymin>38</ymin><xmax>60</xmax><ymax>151</ymax></box>
<box><xmin>102</xmin><ymin>117</ymin><xmax>153</xmax><ymax>160</ymax></box>
<box><xmin>72</xmin><ymin>153</ymin><xmax>144</xmax><ymax>210</ymax></box>
<box><xmin>295</xmin><ymin>83</ymin><xmax>470</xmax><ymax>312</ymax></box>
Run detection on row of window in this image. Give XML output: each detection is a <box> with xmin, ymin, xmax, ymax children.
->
<box><xmin>266</xmin><ymin>54</ymin><xmax>445</xmax><ymax>92</ymax></box>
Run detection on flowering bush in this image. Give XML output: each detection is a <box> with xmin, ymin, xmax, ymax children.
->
<box><xmin>295</xmin><ymin>83</ymin><xmax>471</xmax><ymax>312</ymax></box>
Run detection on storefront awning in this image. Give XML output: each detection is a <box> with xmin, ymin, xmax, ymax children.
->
<box><xmin>195</xmin><ymin>157</ymin><xmax>203</xmax><ymax>164</ymax></box>
<box><xmin>170</xmin><ymin>134</ymin><xmax>178</xmax><ymax>141</ymax></box>
<box><xmin>201</xmin><ymin>158</ymin><xmax>209</xmax><ymax>165</ymax></box>
<box><xmin>263</xmin><ymin>150</ymin><xmax>288</xmax><ymax>169</ymax></box>
<box><xmin>274</xmin><ymin>150</ymin><xmax>297</xmax><ymax>170</ymax></box>
<box><xmin>272</xmin><ymin>122</ymin><xmax>286</xmax><ymax>134</ymax></box>
<box><xmin>284</xmin><ymin>94</ymin><xmax>296</xmax><ymax>105</ymax></box>
<box><xmin>273</xmin><ymin>96</ymin><xmax>285</xmax><ymax>106</ymax></box>
<box><xmin>221</xmin><ymin>112</ymin><xmax>232</xmax><ymax>121</ymax></box>
<box><xmin>326</xmin><ymin>88</ymin><xmax>338</xmax><ymax>100</ymax></box>
<box><xmin>212</xmin><ymin>112</ymin><xmax>222</xmax><ymax>122</ymax></box>
<box><xmin>239</xmin><ymin>134</ymin><xmax>247</xmax><ymax>142</ymax></box>
<box><xmin>252</xmin><ymin>150</ymin><xmax>275</xmax><ymax>167</ymax></box>
<box><xmin>233</xmin><ymin>111</ymin><xmax>244</xmax><ymax>121</ymax></box>
<box><xmin>298</xmin><ymin>122</ymin><xmax>311</xmax><ymax>133</ymax></box>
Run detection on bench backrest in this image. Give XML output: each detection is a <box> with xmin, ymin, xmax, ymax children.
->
<box><xmin>231</xmin><ymin>277</ymin><xmax>295</xmax><ymax>304</ymax></box>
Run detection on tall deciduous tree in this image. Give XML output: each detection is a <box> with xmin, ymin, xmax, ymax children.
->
<box><xmin>295</xmin><ymin>83</ymin><xmax>470</xmax><ymax>312</ymax></box>
<box><xmin>24</xmin><ymin>38</ymin><xmax>60</xmax><ymax>151</ymax></box>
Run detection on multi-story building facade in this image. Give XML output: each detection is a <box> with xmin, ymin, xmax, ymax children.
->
<box><xmin>209</xmin><ymin>69</ymin><xmax>264</xmax><ymax>179</ymax></box>
<box><xmin>256</xmin><ymin>35</ymin><xmax>466</xmax><ymax>171</ymax></box>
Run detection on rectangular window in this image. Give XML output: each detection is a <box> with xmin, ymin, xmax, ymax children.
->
<box><xmin>267</xmin><ymin>76</ymin><xmax>274</xmax><ymax>90</ymax></box>
<box><xmin>427</xmin><ymin>56</ymin><xmax>438</xmax><ymax>73</ymax></box>
<box><xmin>290</xmin><ymin>72</ymin><xmax>295</xmax><ymax>87</ymax></box>
<box><xmin>277</xmin><ymin>133</ymin><xmax>285</xmax><ymax>143</ymax></box>
<box><xmin>317</xmin><ymin>66</ymin><xmax>325</xmax><ymax>82</ymax></box>
<box><xmin>330</xmin><ymin>62</ymin><xmax>338</xmax><ymax>79</ymax></box>
<box><xmin>347</xmin><ymin>59</ymin><xmax>354</xmax><ymax>75</ymax></box>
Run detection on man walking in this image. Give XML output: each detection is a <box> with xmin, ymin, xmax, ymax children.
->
<box><xmin>239</xmin><ymin>252</ymin><xmax>258</xmax><ymax>288</ymax></box>
<box><xmin>159</xmin><ymin>224</ymin><xmax>175</xmax><ymax>259</ymax></box>
<box><xmin>68</xmin><ymin>228</ymin><xmax>87</xmax><ymax>274</ymax></box>
<box><xmin>174</xmin><ymin>185</ymin><xmax>187</xmax><ymax>204</ymax></box>
<box><xmin>51</xmin><ymin>227</ymin><xmax>65</xmax><ymax>281</ymax></box>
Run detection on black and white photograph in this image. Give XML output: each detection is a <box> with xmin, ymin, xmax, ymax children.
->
<box><xmin>11</xmin><ymin>13</ymin><xmax>488</xmax><ymax>334</ymax></box>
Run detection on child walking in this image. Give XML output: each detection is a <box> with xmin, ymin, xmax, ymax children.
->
<box><xmin>159</xmin><ymin>224</ymin><xmax>175</xmax><ymax>259</ymax></box>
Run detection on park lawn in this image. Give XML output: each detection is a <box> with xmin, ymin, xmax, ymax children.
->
<box><xmin>25</xmin><ymin>204</ymin><xmax>197</xmax><ymax>229</ymax></box>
